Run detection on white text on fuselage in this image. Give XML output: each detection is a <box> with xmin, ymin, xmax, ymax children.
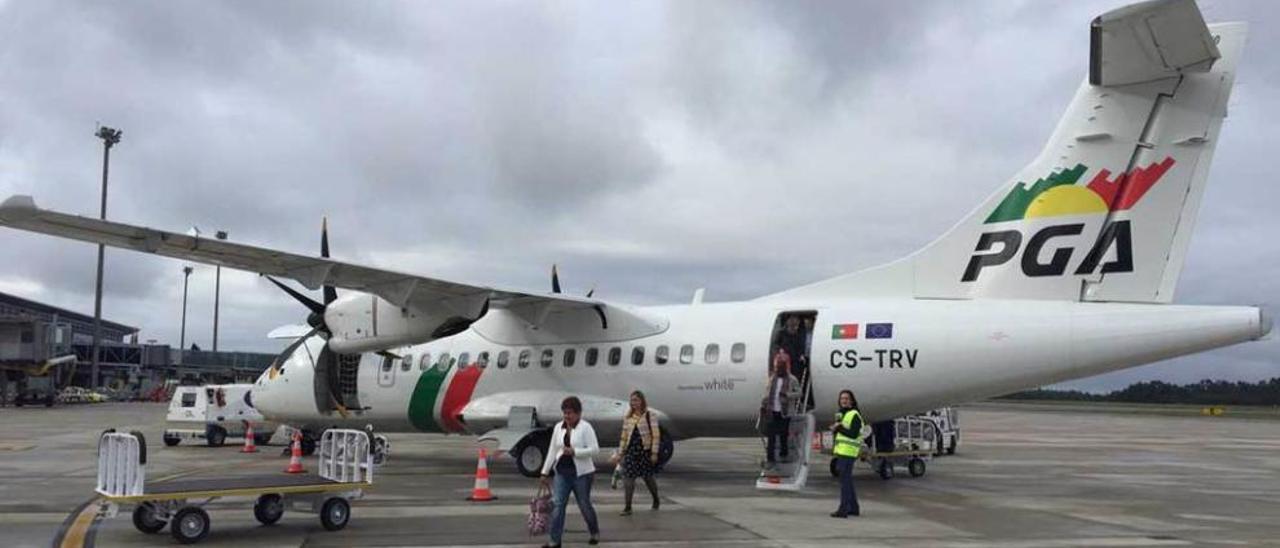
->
<box><xmin>829</xmin><ymin>349</ymin><xmax>919</xmax><ymax>369</ymax></box>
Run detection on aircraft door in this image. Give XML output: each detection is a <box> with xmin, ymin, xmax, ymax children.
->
<box><xmin>768</xmin><ymin>311</ymin><xmax>817</xmax><ymax>410</ymax></box>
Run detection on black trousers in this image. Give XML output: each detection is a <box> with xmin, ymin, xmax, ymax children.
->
<box><xmin>835</xmin><ymin>456</ymin><xmax>860</xmax><ymax>515</ymax></box>
<box><xmin>766</xmin><ymin>412</ymin><xmax>788</xmax><ymax>462</ymax></box>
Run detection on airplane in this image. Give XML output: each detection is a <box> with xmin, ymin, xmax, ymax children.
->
<box><xmin>0</xmin><ymin>0</ymin><xmax>1270</xmax><ymax>484</ymax></box>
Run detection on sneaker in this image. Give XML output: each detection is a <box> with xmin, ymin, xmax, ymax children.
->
<box><xmin>620</xmin><ymin>508</ymin><xmax>632</xmax><ymax>516</ymax></box>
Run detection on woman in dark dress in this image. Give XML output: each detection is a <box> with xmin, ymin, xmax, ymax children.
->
<box><xmin>612</xmin><ymin>390</ymin><xmax>660</xmax><ymax>515</ymax></box>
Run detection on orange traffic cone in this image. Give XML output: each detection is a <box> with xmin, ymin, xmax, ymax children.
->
<box><xmin>241</xmin><ymin>422</ymin><xmax>258</xmax><ymax>453</ymax></box>
<box><xmin>284</xmin><ymin>430</ymin><xmax>306</xmax><ymax>474</ymax></box>
<box><xmin>466</xmin><ymin>448</ymin><xmax>497</xmax><ymax>501</ymax></box>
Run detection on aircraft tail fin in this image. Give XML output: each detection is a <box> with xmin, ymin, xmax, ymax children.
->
<box><xmin>765</xmin><ymin>0</ymin><xmax>1244</xmax><ymax>304</ymax></box>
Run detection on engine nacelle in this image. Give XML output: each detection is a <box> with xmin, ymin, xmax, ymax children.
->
<box><xmin>324</xmin><ymin>292</ymin><xmax>484</xmax><ymax>354</ymax></box>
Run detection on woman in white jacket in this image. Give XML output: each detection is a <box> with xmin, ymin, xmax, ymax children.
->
<box><xmin>539</xmin><ymin>396</ymin><xmax>601</xmax><ymax>547</ymax></box>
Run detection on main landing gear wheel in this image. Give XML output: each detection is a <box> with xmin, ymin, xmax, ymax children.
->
<box><xmin>908</xmin><ymin>457</ymin><xmax>927</xmax><ymax>478</ymax></box>
<box><xmin>131</xmin><ymin>502</ymin><xmax>167</xmax><ymax>534</ymax></box>
<box><xmin>163</xmin><ymin>434</ymin><xmax>181</xmax><ymax>447</ymax></box>
<box><xmin>947</xmin><ymin>433</ymin><xmax>959</xmax><ymax>455</ymax></box>
<box><xmin>513</xmin><ymin>430</ymin><xmax>550</xmax><ymax>478</ymax></box>
<box><xmin>319</xmin><ymin>497</ymin><xmax>350</xmax><ymax>531</ymax></box>
<box><xmin>253</xmin><ymin>494</ymin><xmax>284</xmax><ymax>526</ymax></box>
<box><xmin>170</xmin><ymin>506</ymin><xmax>210</xmax><ymax>544</ymax></box>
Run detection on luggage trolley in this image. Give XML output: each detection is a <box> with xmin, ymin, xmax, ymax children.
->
<box><xmin>822</xmin><ymin>415</ymin><xmax>935</xmax><ymax>480</ymax></box>
<box><xmin>95</xmin><ymin>428</ymin><xmax>373</xmax><ymax>544</ymax></box>
<box><xmin>862</xmin><ymin>415</ymin><xmax>934</xmax><ymax>480</ymax></box>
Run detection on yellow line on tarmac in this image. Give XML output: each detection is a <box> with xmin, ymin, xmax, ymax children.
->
<box><xmin>55</xmin><ymin>497</ymin><xmax>101</xmax><ymax>548</ymax></box>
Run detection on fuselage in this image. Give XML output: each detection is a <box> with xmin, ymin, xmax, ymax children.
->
<box><xmin>253</xmin><ymin>297</ymin><xmax>1268</xmax><ymax>442</ymax></box>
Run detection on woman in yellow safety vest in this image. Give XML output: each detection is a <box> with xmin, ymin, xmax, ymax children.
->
<box><xmin>829</xmin><ymin>389</ymin><xmax>863</xmax><ymax>518</ymax></box>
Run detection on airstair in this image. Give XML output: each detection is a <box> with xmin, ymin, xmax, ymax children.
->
<box><xmin>755</xmin><ymin>373</ymin><xmax>815</xmax><ymax>492</ymax></box>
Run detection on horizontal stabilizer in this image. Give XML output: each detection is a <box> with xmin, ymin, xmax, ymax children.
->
<box><xmin>1090</xmin><ymin>0</ymin><xmax>1220</xmax><ymax>86</ymax></box>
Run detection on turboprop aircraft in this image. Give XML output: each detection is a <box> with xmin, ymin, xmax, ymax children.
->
<box><xmin>0</xmin><ymin>0</ymin><xmax>1270</xmax><ymax>485</ymax></box>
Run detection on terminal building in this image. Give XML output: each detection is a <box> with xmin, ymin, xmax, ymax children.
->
<box><xmin>0</xmin><ymin>290</ymin><xmax>275</xmax><ymax>404</ymax></box>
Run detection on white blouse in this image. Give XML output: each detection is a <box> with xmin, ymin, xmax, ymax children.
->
<box><xmin>540</xmin><ymin>419</ymin><xmax>600</xmax><ymax>477</ymax></box>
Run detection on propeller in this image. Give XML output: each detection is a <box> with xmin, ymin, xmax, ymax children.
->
<box><xmin>320</xmin><ymin>217</ymin><xmax>337</xmax><ymax>305</ymax></box>
<box><xmin>265</xmin><ymin>217</ymin><xmax>338</xmax><ymax>334</ymax></box>
<box><xmin>549</xmin><ymin>264</ymin><xmax>608</xmax><ymax>329</ymax></box>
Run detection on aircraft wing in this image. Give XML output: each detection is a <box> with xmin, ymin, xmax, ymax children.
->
<box><xmin>0</xmin><ymin>195</ymin><xmax>600</xmax><ymax>316</ymax></box>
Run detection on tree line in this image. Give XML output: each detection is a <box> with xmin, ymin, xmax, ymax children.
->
<box><xmin>997</xmin><ymin>378</ymin><xmax>1280</xmax><ymax>406</ymax></box>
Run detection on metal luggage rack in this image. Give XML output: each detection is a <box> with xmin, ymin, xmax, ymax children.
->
<box><xmin>95</xmin><ymin>428</ymin><xmax>373</xmax><ymax>544</ymax></box>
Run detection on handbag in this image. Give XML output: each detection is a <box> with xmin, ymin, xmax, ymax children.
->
<box><xmin>527</xmin><ymin>484</ymin><xmax>553</xmax><ymax>536</ymax></box>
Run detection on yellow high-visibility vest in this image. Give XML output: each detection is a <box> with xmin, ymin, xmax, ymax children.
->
<box><xmin>833</xmin><ymin>409</ymin><xmax>861</xmax><ymax>458</ymax></box>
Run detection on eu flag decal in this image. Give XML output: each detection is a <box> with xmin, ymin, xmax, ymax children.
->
<box><xmin>866</xmin><ymin>323</ymin><xmax>894</xmax><ymax>339</ymax></box>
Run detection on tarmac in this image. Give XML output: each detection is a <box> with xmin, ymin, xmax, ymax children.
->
<box><xmin>2</xmin><ymin>401</ymin><xmax>1278</xmax><ymax>547</ymax></box>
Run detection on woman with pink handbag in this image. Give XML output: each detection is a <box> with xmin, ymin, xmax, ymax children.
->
<box><xmin>538</xmin><ymin>396</ymin><xmax>601</xmax><ymax>547</ymax></box>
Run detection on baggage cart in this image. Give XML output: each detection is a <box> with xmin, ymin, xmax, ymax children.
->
<box><xmin>95</xmin><ymin>428</ymin><xmax>372</xmax><ymax>544</ymax></box>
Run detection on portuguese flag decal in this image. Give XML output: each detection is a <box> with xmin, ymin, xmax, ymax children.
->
<box><xmin>831</xmin><ymin>324</ymin><xmax>859</xmax><ymax>339</ymax></box>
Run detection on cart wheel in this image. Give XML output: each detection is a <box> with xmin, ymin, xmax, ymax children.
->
<box><xmin>205</xmin><ymin>425</ymin><xmax>226</xmax><ymax>447</ymax></box>
<box><xmin>947</xmin><ymin>433</ymin><xmax>958</xmax><ymax>455</ymax></box>
<box><xmin>163</xmin><ymin>435</ymin><xmax>181</xmax><ymax>447</ymax></box>
<box><xmin>253</xmin><ymin>494</ymin><xmax>284</xmax><ymax>525</ymax></box>
<box><xmin>254</xmin><ymin>432</ymin><xmax>272</xmax><ymax>446</ymax></box>
<box><xmin>876</xmin><ymin>459</ymin><xmax>894</xmax><ymax>480</ymax></box>
<box><xmin>319</xmin><ymin>497</ymin><xmax>350</xmax><ymax>531</ymax></box>
<box><xmin>170</xmin><ymin>506</ymin><xmax>210</xmax><ymax>544</ymax></box>
<box><xmin>908</xmin><ymin>457</ymin><xmax>926</xmax><ymax>477</ymax></box>
<box><xmin>132</xmin><ymin>502</ymin><xmax>167</xmax><ymax>534</ymax></box>
<box><xmin>829</xmin><ymin>458</ymin><xmax>839</xmax><ymax>478</ymax></box>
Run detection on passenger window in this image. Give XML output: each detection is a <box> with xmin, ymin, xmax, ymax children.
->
<box><xmin>518</xmin><ymin>350</ymin><xmax>531</xmax><ymax>369</ymax></box>
<box><xmin>497</xmin><ymin>350</ymin><xmax>510</xmax><ymax>369</ymax></box>
<box><xmin>419</xmin><ymin>353</ymin><xmax>431</xmax><ymax>371</ymax></box>
<box><xmin>564</xmin><ymin>348</ymin><xmax>576</xmax><ymax>367</ymax></box>
<box><xmin>436</xmin><ymin>352</ymin><xmax>452</xmax><ymax>371</ymax></box>
<box><xmin>608</xmin><ymin>347</ymin><xmax>622</xmax><ymax>366</ymax></box>
<box><xmin>458</xmin><ymin>352</ymin><xmax>471</xmax><ymax>369</ymax></box>
<box><xmin>585</xmin><ymin>348</ymin><xmax>599</xmax><ymax>367</ymax></box>
<box><xmin>401</xmin><ymin>354</ymin><xmax>413</xmax><ymax>372</ymax></box>
<box><xmin>705</xmin><ymin>344</ymin><xmax>720</xmax><ymax>364</ymax></box>
<box><xmin>477</xmin><ymin>351</ymin><xmax>490</xmax><ymax>368</ymax></box>
<box><xmin>381</xmin><ymin>356</ymin><xmax>394</xmax><ymax>372</ymax></box>
<box><xmin>731</xmin><ymin>343</ymin><xmax>746</xmax><ymax>363</ymax></box>
<box><xmin>540</xmin><ymin>349</ymin><xmax>554</xmax><ymax>368</ymax></box>
<box><xmin>655</xmin><ymin>345</ymin><xmax>669</xmax><ymax>365</ymax></box>
<box><xmin>679</xmin><ymin>344</ymin><xmax>694</xmax><ymax>364</ymax></box>
<box><xmin>631</xmin><ymin>346</ymin><xmax>645</xmax><ymax>366</ymax></box>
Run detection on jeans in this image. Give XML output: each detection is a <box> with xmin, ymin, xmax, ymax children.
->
<box><xmin>549</xmin><ymin>472</ymin><xmax>599</xmax><ymax>545</ymax></box>
<box><xmin>766</xmin><ymin>412</ymin><xmax>788</xmax><ymax>462</ymax></box>
<box><xmin>835</xmin><ymin>456</ymin><xmax>860</xmax><ymax>515</ymax></box>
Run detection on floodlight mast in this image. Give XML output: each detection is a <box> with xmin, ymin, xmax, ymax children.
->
<box><xmin>90</xmin><ymin>125</ymin><xmax>122</xmax><ymax>389</ymax></box>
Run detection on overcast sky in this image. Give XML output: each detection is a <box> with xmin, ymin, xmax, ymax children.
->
<box><xmin>0</xmin><ymin>0</ymin><xmax>1275</xmax><ymax>392</ymax></box>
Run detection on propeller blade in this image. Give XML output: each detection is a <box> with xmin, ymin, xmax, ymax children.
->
<box><xmin>264</xmin><ymin>276</ymin><xmax>325</xmax><ymax>316</ymax></box>
<box><xmin>551</xmin><ymin>264</ymin><xmax>561</xmax><ymax>294</ymax></box>
<box><xmin>321</xmin><ymin>217</ymin><xmax>337</xmax><ymax>305</ymax></box>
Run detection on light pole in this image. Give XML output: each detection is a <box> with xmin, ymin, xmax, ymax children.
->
<box><xmin>212</xmin><ymin>230</ymin><xmax>227</xmax><ymax>352</ymax></box>
<box><xmin>180</xmin><ymin>266</ymin><xmax>193</xmax><ymax>356</ymax></box>
<box><xmin>91</xmin><ymin>126</ymin><xmax>122</xmax><ymax>389</ymax></box>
